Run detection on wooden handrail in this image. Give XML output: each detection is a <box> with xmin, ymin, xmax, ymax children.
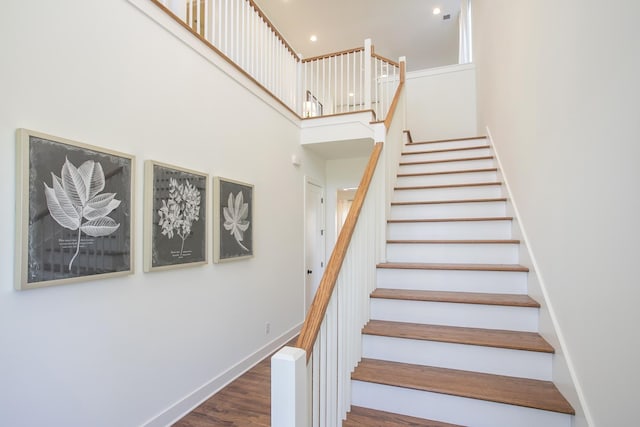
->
<box><xmin>296</xmin><ymin>142</ymin><xmax>383</xmax><ymax>361</ymax></box>
<box><xmin>302</xmin><ymin>47</ymin><xmax>365</xmax><ymax>63</ymax></box>
<box><xmin>383</xmin><ymin>60</ymin><xmax>405</xmax><ymax>129</ymax></box>
<box><xmin>302</xmin><ymin>109</ymin><xmax>377</xmax><ymax>122</ymax></box>
<box><xmin>372</xmin><ymin>52</ymin><xmax>400</xmax><ymax>68</ymax></box>
<box><xmin>403</xmin><ymin>130</ymin><xmax>414</xmax><ymax>143</ymax></box>
<box><xmin>148</xmin><ymin>0</ymin><xmax>301</xmax><ymax>119</ymax></box>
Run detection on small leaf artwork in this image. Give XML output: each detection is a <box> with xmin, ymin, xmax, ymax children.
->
<box><xmin>223</xmin><ymin>191</ymin><xmax>250</xmax><ymax>251</ymax></box>
<box><xmin>43</xmin><ymin>157</ymin><xmax>121</xmax><ymax>271</ymax></box>
<box><xmin>157</xmin><ymin>178</ymin><xmax>201</xmax><ymax>257</ymax></box>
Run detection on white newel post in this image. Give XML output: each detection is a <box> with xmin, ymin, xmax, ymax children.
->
<box><xmin>272</xmin><ymin>346</ymin><xmax>308</xmax><ymax>427</ymax></box>
<box><xmin>399</xmin><ymin>55</ymin><xmax>407</xmax><ymax>130</ymax></box>
<box><xmin>364</xmin><ymin>38</ymin><xmax>372</xmax><ymax>111</ymax></box>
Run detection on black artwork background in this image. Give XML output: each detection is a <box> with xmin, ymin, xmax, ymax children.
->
<box><xmin>27</xmin><ymin>136</ymin><xmax>132</xmax><ymax>283</ymax></box>
<box><xmin>218</xmin><ymin>180</ymin><xmax>253</xmax><ymax>260</ymax></box>
<box><xmin>152</xmin><ymin>165</ymin><xmax>206</xmax><ymax>267</ymax></box>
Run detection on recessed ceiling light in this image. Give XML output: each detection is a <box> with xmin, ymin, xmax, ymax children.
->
<box><xmin>349</xmin><ymin>92</ymin><xmax>355</xmax><ymax>97</ymax></box>
<box><xmin>433</xmin><ymin>7</ymin><xmax>441</xmax><ymax>15</ymax></box>
<box><xmin>310</xmin><ymin>35</ymin><xmax>317</xmax><ymax>42</ymax></box>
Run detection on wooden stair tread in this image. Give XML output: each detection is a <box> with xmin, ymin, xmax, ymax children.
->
<box><xmin>398</xmin><ymin>168</ymin><xmax>497</xmax><ymax>178</ymax></box>
<box><xmin>387</xmin><ymin>239</ymin><xmax>520</xmax><ymax>244</ymax></box>
<box><xmin>388</xmin><ymin>217</ymin><xmax>513</xmax><ymax>224</ymax></box>
<box><xmin>408</xmin><ymin>136</ymin><xmax>487</xmax><ymax>145</ymax></box>
<box><xmin>371</xmin><ymin>289</ymin><xmax>539</xmax><ymax>307</ymax></box>
<box><xmin>344</xmin><ymin>406</ymin><xmax>464</xmax><ymax>427</ymax></box>
<box><xmin>402</xmin><ymin>145</ymin><xmax>489</xmax><ymax>156</ymax></box>
<box><xmin>391</xmin><ymin>197</ymin><xmax>506</xmax><ymax>206</ymax></box>
<box><xmin>400</xmin><ymin>155</ymin><xmax>493</xmax><ymax>166</ymax></box>
<box><xmin>352</xmin><ymin>359</ymin><xmax>575</xmax><ymax>415</ymax></box>
<box><xmin>377</xmin><ymin>262</ymin><xmax>529</xmax><ymax>272</ymax></box>
<box><xmin>363</xmin><ymin>320</ymin><xmax>553</xmax><ymax>353</ymax></box>
<box><xmin>394</xmin><ymin>182</ymin><xmax>502</xmax><ymax>191</ymax></box>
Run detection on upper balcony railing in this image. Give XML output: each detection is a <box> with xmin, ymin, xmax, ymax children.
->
<box><xmin>301</xmin><ymin>41</ymin><xmax>401</xmax><ymax>121</ymax></box>
<box><xmin>151</xmin><ymin>0</ymin><xmax>404</xmax><ymax>122</ymax></box>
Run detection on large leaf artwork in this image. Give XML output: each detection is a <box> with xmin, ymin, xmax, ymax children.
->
<box><xmin>223</xmin><ymin>191</ymin><xmax>250</xmax><ymax>251</ymax></box>
<box><xmin>43</xmin><ymin>157</ymin><xmax>121</xmax><ymax>270</ymax></box>
<box><xmin>157</xmin><ymin>178</ymin><xmax>201</xmax><ymax>257</ymax></box>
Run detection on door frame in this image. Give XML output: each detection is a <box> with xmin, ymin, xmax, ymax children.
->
<box><xmin>304</xmin><ymin>176</ymin><xmax>325</xmax><ymax>314</ymax></box>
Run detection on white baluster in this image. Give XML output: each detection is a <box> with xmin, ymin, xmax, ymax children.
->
<box><xmin>168</xmin><ymin>0</ymin><xmax>186</xmax><ymax>20</ymax></box>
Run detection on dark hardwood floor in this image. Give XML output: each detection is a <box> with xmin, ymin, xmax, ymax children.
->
<box><xmin>173</xmin><ymin>338</ymin><xmax>296</xmax><ymax>427</ymax></box>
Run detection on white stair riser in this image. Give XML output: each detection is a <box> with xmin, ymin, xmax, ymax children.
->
<box><xmin>387</xmin><ymin>242</ymin><xmax>519</xmax><ymax>264</ymax></box>
<box><xmin>399</xmin><ymin>158</ymin><xmax>495</xmax><ymax>174</ymax></box>
<box><xmin>362</xmin><ymin>335</ymin><xmax>553</xmax><ymax>380</ymax></box>
<box><xmin>376</xmin><ymin>268</ymin><xmax>527</xmax><ymax>294</ymax></box>
<box><xmin>370</xmin><ymin>299</ymin><xmax>538</xmax><ymax>331</ymax></box>
<box><xmin>351</xmin><ymin>381</ymin><xmax>572</xmax><ymax>427</ymax></box>
<box><xmin>401</xmin><ymin>147</ymin><xmax>491</xmax><ymax>162</ymax></box>
<box><xmin>390</xmin><ymin>201</ymin><xmax>506</xmax><ymax>219</ymax></box>
<box><xmin>387</xmin><ymin>220</ymin><xmax>513</xmax><ymax>240</ymax></box>
<box><xmin>403</xmin><ymin>139</ymin><xmax>488</xmax><ymax>152</ymax></box>
<box><xmin>392</xmin><ymin>185</ymin><xmax>502</xmax><ymax>202</ymax></box>
<box><xmin>396</xmin><ymin>170</ymin><xmax>497</xmax><ymax>187</ymax></box>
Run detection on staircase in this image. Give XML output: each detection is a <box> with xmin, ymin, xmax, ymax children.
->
<box><xmin>344</xmin><ymin>136</ymin><xmax>575</xmax><ymax>426</ymax></box>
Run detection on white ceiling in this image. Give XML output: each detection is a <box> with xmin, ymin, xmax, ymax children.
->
<box><xmin>253</xmin><ymin>0</ymin><xmax>461</xmax><ymax>71</ymax></box>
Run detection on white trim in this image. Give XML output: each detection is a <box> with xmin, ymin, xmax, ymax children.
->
<box><xmin>141</xmin><ymin>322</ymin><xmax>302</xmax><ymax>427</ymax></box>
<box><xmin>406</xmin><ymin>63</ymin><xmax>475</xmax><ymax>80</ymax></box>
<box><xmin>485</xmin><ymin>126</ymin><xmax>594</xmax><ymax>426</ymax></box>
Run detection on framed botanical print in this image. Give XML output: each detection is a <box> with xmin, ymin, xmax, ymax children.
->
<box><xmin>144</xmin><ymin>160</ymin><xmax>208</xmax><ymax>272</ymax></box>
<box><xmin>213</xmin><ymin>177</ymin><xmax>254</xmax><ymax>263</ymax></box>
<box><xmin>15</xmin><ymin>129</ymin><xmax>135</xmax><ymax>290</ymax></box>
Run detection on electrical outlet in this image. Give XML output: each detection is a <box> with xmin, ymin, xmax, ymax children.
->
<box><xmin>265</xmin><ymin>322</ymin><xmax>270</xmax><ymax>335</ymax></box>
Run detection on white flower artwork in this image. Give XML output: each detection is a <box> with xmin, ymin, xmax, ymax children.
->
<box><xmin>16</xmin><ymin>129</ymin><xmax>134</xmax><ymax>290</ymax></box>
<box><xmin>214</xmin><ymin>177</ymin><xmax>253</xmax><ymax>263</ymax></box>
<box><xmin>223</xmin><ymin>191</ymin><xmax>250</xmax><ymax>251</ymax></box>
<box><xmin>43</xmin><ymin>157</ymin><xmax>121</xmax><ymax>270</ymax></box>
<box><xmin>157</xmin><ymin>178</ymin><xmax>201</xmax><ymax>257</ymax></box>
<box><xmin>144</xmin><ymin>161</ymin><xmax>208</xmax><ymax>272</ymax></box>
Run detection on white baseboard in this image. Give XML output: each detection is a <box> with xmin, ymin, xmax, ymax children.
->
<box><xmin>484</xmin><ymin>126</ymin><xmax>592</xmax><ymax>427</ymax></box>
<box><xmin>141</xmin><ymin>323</ymin><xmax>302</xmax><ymax>427</ymax></box>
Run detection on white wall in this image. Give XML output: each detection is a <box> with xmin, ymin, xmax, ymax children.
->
<box><xmin>406</xmin><ymin>64</ymin><xmax>478</xmax><ymax>141</ymax></box>
<box><xmin>473</xmin><ymin>1</ymin><xmax>640</xmax><ymax>425</ymax></box>
<box><xmin>0</xmin><ymin>1</ymin><xmax>325</xmax><ymax>426</ymax></box>
<box><xmin>324</xmin><ymin>157</ymin><xmax>370</xmax><ymax>253</ymax></box>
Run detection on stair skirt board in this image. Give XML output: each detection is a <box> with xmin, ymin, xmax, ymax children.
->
<box><xmin>370</xmin><ymin>299</ymin><xmax>539</xmax><ymax>332</ymax></box>
<box><xmin>362</xmin><ymin>334</ymin><xmax>552</xmax><ymax>380</ymax></box>
<box><xmin>351</xmin><ymin>381</ymin><xmax>572</xmax><ymax>427</ymax></box>
<box><xmin>387</xmin><ymin>219</ymin><xmax>513</xmax><ymax>239</ymax></box>
<box><xmin>392</xmin><ymin>184</ymin><xmax>503</xmax><ymax>202</ymax></box>
<box><xmin>376</xmin><ymin>268</ymin><xmax>527</xmax><ymax>294</ymax></box>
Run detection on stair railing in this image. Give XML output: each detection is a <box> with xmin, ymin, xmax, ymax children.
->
<box><xmin>152</xmin><ymin>0</ymin><xmax>300</xmax><ymax>113</ymax></box>
<box><xmin>147</xmin><ymin>1</ymin><xmax>402</xmax><ymax>122</ymax></box>
<box><xmin>272</xmin><ymin>69</ymin><xmax>406</xmax><ymax>426</ymax></box>
<box><xmin>301</xmin><ymin>40</ymin><xmax>402</xmax><ymax>121</ymax></box>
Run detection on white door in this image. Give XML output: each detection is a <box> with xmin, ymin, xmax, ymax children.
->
<box><xmin>305</xmin><ymin>180</ymin><xmax>325</xmax><ymax>311</ymax></box>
